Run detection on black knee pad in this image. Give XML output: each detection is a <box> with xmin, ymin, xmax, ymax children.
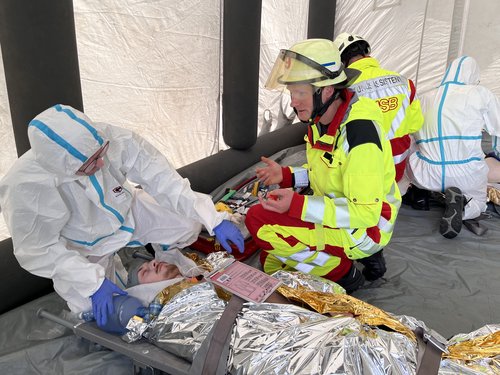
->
<box><xmin>402</xmin><ymin>185</ymin><xmax>430</xmax><ymax>211</ymax></box>
<box><xmin>336</xmin><ymin>263</ymin><xmax>365</xmax><ymax>294</ymax></box>
<box><xmin>358</xmin><ymin>250</ymin><xmax>387</xmax><ymax>281</ymax></box>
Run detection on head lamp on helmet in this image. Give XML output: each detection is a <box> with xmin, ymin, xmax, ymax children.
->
<box><xmin>334</xmin><ymin>32</ymin><xmax>371</xmax><ymax>66</ymax></box>
<box><xmin>265</xmin><ymin>38</ymin><xmax>360</xmax><ymax>90</ymax></box>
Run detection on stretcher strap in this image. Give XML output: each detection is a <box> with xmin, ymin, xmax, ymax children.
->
<box><xmin>414</xmin><ymin>327</ymin><xmax>445</xmax><ymax>375</ymax></box>
<box><xmin>201</xmin><ymin>295</ymin><xmax>245</xmax><ymax>375</ymax></box>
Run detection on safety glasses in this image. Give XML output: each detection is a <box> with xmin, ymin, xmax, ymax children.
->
<box><xmin>76</xmin><ymin>141</ymin><xmax>109</xmax><ymax>176</ymax></box>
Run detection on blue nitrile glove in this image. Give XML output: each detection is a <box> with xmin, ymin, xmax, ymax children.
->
<box><xmin>91</xmin><ymin>278</ymin><xmax>127</xmax><ymax>327</ymax></box>
<box><xmin>213</xmin><ymin>220</ymin><xmax>245</xmax><ymax>254</ymax></box>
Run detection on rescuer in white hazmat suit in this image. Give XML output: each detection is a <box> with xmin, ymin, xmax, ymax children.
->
<box><xmin>0</xmin><ymin>104</ymin><xmax>244</xmax><ymax>326</ymax></box>
<box><xmin>407</xmin><ymin>56</ymin><xmax>500</xmax><ymax>238</ymax></box>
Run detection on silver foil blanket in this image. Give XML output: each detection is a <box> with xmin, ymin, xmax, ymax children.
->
<box><xmin>136</xmin><ymin>270</ymin><xmax>499</xmax><ymax>374</ymax></box>
<box><xmin>142</xmin><ymin>281</ymin><xmax>419</xmax><ymax>374</ymax></box>
<box><xmin>144</xmin><ymin>282</ymin><xmax>226</xmax><ymax>362</ymax></box>
<box><xmin>229</xmin><ymin>303</ymin><xmax>417</xmax><ymax>375</ymax></box>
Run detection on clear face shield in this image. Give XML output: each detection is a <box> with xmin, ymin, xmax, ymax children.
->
<box><xmin>265</xmin><ymin>49</ymin><xmax>343</xmax><ymax>90</ymax></box>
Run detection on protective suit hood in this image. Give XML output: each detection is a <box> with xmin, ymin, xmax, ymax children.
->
<box><xmin>441</xmin><ymin>56</ymin><xmax>480</xmax><ymax>86</ymax></box>
<box><xmin>28</xmin><ymin>104</ymin><xmax>107</xmax><ymax>176</ymax></box>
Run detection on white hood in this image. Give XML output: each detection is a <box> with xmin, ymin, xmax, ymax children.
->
<box><xmin>28</xmin><ymin>104</ymin><xmax>106</xmax><ymax>176</ymax></box>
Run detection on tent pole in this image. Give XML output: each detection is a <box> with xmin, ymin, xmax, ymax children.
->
<box><xmin>222</xmin><ymin>0</ymin><xmax>262</xmax><ymax>150</ymax></box>
<box><xmin>307</xmin><ymin>0</ymin><xmax>337</xmax><ymax>39</ymax></box>
<box><xmin>0</xmin><ymin>0</ymin><xmax>83</xmax><ymax>157</ymax></box>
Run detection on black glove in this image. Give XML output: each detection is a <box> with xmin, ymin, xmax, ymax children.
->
<box><xmin>357</xmin><ymin>250</ymin><xmax>386</xmax><ymax>281</ymax></box>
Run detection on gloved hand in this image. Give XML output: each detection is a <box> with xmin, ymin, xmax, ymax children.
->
<box><xmin>91</xmin><ymin>278</ymin><xmax>127</xmax><ymax>327</ymax></box>
<box><xmin>213</xmin><ymin>220</ymin><xmax>245</xmax><ymax>254</ymax></box>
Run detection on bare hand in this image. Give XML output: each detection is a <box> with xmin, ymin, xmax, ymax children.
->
<box><xmin>259</xmin><ymin>188</ymin><xmax>294</xmax><ymax>213</ymax></box>
<box><xmin>255</xmin><ymin>156</ymin><xmax>283</xmax><ymax>186</ymax></box>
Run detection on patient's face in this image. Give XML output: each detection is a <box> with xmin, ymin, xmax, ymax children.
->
<box><xmin>138</xmin><ymin>259</ymin><xmax>182</xmax><ymax>284</ymax></box>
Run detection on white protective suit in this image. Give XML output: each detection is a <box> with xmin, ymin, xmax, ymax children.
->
<box><xmin>0</xmin><ymin>104</ymin><xmax>228</xmax><ymax>313</ymax></box>
<box><xmin>407</xmin><ymin>56</ymin><xmax>500</xmax><ymax>220</ymax></box>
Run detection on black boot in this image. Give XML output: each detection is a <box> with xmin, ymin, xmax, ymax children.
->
<box><xmin>336</xmin><ymin>263</ymin><xmax>365</xmax><ymax>294</ymax></box>
<box><xmin>402</xmin><ymin>185</ymin><xmax>430</xmax><ymax>211</ymax></box>
<box><xmin>439</xmin><ymin>187</ymin><xmax>464</xmax><ymax>239</ymax></box>
<box><xmin>357</xmin><ymin>250</ymin><xmax>387</xmax><ymax>281</ymax></box>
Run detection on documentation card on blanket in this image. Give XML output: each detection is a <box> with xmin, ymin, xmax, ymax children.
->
<box><xmin>207</xmin><ymin>261</ymin><xmax>281</xmax><ymax>303</ymax></box>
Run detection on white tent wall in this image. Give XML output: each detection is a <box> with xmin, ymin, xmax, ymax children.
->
<box><xmin>0</xmin><ymin>46</ymin><xmax>14</xmax><ymax>241</ymax></box>
<box><xmin>257</xmin><ymin>0</ymin><xmax>500</xmax><ymax>140</ymax></box>
<box><xmin>1</xmin><ymin>0</ymin><xmax>500</xmax><ymax>241</ymax></box>
<box><xmin>461</xmin><ymin>0</ymin><xmax>500</xmax><ymax>96</ymax></box>
<box><xmin>334</xmin><ymin>0</ymin><xmax>500</xmax><ymax>96</ymax></box>
<box><xmin>74</xmin><ymin>0</ymin><xmax>223</xmax><ymax>169</ymax></box>
<box><xmin>0</xmin><ymin>46</ymin><xmax>15</xmax><ymax>199</ymax></box>
<box><xmin>257</xmin><ymin>1</ymin><xmax>309</xmax><ymax>135</ymax></box>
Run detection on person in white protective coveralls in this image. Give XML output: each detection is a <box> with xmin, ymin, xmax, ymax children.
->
<box><xmin>0</xmin><ymin>104</ymin><xmax>244</xmax><ymax>327</ymax></box>
<box><xmin>407</xmin><ymin>56</ymin><xmax>500</xmax><ymax>238</ymax></box>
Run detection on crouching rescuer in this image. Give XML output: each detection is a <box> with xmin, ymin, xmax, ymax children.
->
<box><xmin>245</xmin><ymin>39</ymin><xmax>401</xmax><ymax>293</ymax></box>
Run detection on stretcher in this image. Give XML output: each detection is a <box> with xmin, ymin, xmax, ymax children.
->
<box><xmin>37</xmin><ymin>283</ymin><xmax>451</xmax><ymax>375</ymax></box>
<box><xmin>37</xmin><ymin>293</ymin><xmax>265</xmax><ymax>375</ymax></box>
<box><xmin>38</xmin><ymin>308</ymin><xmax>191</xmax><ymax>375</ymax></box>
<box><xmin>34</xmin><ymin>246</ymin><xmax>446</xmax><ymax>375</ymax></box>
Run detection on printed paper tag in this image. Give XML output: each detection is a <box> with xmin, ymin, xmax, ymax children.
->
<box><xmin>208</xmin><ymin>261</ymin><xmax>281</xmax><ymax>303</ymax></box>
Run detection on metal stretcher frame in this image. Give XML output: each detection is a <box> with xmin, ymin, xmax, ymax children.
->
<box><xmin>38</xmin><ymin>292</ymin><xmax>445</xmax><ymax>375</ymax></box>
<box><xmin>37</xmin><ymin>309</ymin><xmax>192</xmax><ymax>375</ymax></box>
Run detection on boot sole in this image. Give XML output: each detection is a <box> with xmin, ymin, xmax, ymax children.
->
<box><xmin>439</xmin><ymin>187</ymin><xmax>463</xmax><ymax>239</ymax></box>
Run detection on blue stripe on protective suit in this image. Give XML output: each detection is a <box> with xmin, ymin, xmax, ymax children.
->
<box><xmin>54</xmin><ymin>104</ymin><xmax>104</xmax><ymax>145</ymax></box>
<box><xmin>67</xmin><ymin>226</ymin><xmax>136</xmax><ymax>247</ymax></box>
<box><xmin>416</xmin><ymin>135</ymin><xmax>482</xmax><ymax>144</ymax></box>
<box><xmin>440</xmin><ymin>55</ymin><xmax>468</xmax><ymax>86</ymax></box>
<box><xmin>89</xmin><ymin>175</ymin><xmax>125</xmax><ymax>223</ymax></box>
<box><xmin>29</xmin><ymin>120</ymin><xmax>88</xmax><ymax>162</ymax></box>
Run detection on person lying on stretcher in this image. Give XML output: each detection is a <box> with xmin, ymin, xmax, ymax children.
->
<box><xmin>124</xmin><ymin>249</ymin><xmax>290</xmax><ymax>305</ymax></box>
<box><xmin>79</xmin><ymin>249</ymin><xmax>499</xmax><ymax>374</ymax></box>
<box><xmin>121</xmin><ymin>251</ymin><xmax>446</xmax><ymax>375</ymax></box>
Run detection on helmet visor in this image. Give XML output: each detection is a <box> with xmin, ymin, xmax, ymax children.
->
<box><xmin>265</xmin><ymin>49</ymin><xmax>343</xmax><ymax>90</ymax></box>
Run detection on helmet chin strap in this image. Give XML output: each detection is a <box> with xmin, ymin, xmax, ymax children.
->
<box><xmin>294</xmin><ymin>87</ymin><xmax>339</xmax><ymax>125</ymax></box>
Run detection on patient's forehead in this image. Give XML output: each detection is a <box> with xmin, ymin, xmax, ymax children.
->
<box><xmin>141</xmin><ymin>260</ymin><xmax>173</xmax><ymax>269</ymax></box>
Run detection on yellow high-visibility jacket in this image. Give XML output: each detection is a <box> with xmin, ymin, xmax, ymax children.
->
<box><xmin>284</xmin><ymin>90</ymin><xmax>401</xmax><ymax>259</ymax></box>
<box><xmin>348</xmin><ymin>57</ymin><xmax>424</xmax><ymax>181</ymax></box>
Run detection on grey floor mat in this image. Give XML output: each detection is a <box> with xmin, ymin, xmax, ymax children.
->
<box><xmin>353</xmin><ymin>203</ymin><xmax>500</xmax><ymax>339</ymax></box>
